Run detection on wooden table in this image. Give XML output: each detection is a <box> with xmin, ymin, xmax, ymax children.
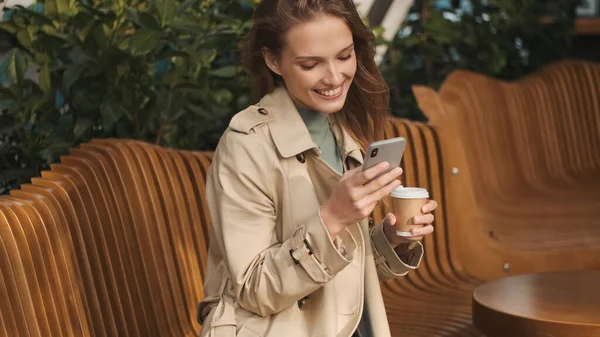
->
<box><xmin>472</xmin><ymin>270</ymin><xmax>600</xmax><ymax>337</ymax></box>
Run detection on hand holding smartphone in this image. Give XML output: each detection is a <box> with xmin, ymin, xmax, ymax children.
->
<box><xmin>362</xmin><ymin>137</ymin><xmax>406</xmax><ymax>180</ymax></box>
<box><xmin>320</xmin><ymin>136</ymin><xmax>406</xmax><ymax>238</ymax></box>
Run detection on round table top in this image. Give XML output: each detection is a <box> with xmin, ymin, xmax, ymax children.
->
<box><xmin>473</xmin><ymin>270</ymin><xmax>600</xmax><ymax>337</ymax></box>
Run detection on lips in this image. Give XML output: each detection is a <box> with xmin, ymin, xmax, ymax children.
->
<box><xmin>315</xmin><ymin>86</ymin><xmax>342</xmax><ymax>97</ymax></box>
<box><xmin>314</xmin><ymin>83</ymin><xmax>344</xmax><ymax>98</ymax></box>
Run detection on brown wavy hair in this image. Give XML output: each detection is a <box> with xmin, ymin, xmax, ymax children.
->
<box><xmin>240</xmin><ymin>0</ymin><xmax>390</xmax><ymax>151</ymax></box>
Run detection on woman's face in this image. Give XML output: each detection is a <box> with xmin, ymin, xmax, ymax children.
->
<box><xmin>264</xmin><ymin>15</ymin><xmax>357</xmax><ymax>114</ymax></box>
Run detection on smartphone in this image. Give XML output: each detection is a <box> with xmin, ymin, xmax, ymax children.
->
<box><xmin>362</xmin><ymin>137</ymin><xmax>406</xmax><ymax>178</ymax></box>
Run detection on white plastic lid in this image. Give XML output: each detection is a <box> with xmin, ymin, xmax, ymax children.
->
<box><xmin>391</xmin><ymin>187</ymin><xmax>429</xmax><ymax>199</ymax></box>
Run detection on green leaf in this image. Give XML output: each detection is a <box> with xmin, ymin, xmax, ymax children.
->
<box><xmin>210</xmin><ymin>89</ymin><xmax>232</xmax><ymax>105</ymax></box>
<box><xmin>71</xmin><ymin>87</ymin><xmax>96</xmax><ymax>110</ymax></box>
<box><xmin>45</xmin><ymin>0</ymin><xmax>71</xmax><ymax>18</ymax></box>
<box><xmin>157</xmin><ymin>50</ymin><xmax>189</xmax><ymax>59</ymax></box>
<box><xmin>73</xmin><ymin>117</ymin><xmax>94</xmax><ymax>137</ymax></box>
<box><xmin>174</xmin><ymin>82</ymin><xmax>201</xmax><ymax>90</ymax></box>
<box><xmin>172</xmin><ymin>82</ymin><xmax>202</xmax><ymax>96</ymax></box>
<box><xmin>209</xmin><ymin>65</ymin><xmax>236</xmax><ymax>78</ymax></box>
<box><xmin>157</xmin><ymin>0</ymin><xmax>178</xmax><ymax>27</ymax></box>
<box><xmin>177</xmin><ymin>0</ymin><xmax>199</xmax><ymax>15</ymax></box>
<box><xmin>111</xmin><ymin>0</ymin><xmax>126</xmax><ymax>15</ymax></box>
<box><xmin>168</xmin><ymin>16</ymin><xmax>202</xmax><ymax>33</ymax></box>
<box><xmin>77</xmin><ymin>20</ymin><xmax>97</xmax><ymax>42</ymax></box>
<box><xmin>91</xmin><ymin>24</ymin><xmax>109</xmax><ymax>48</ymax></box>
<box><xmin>32</xmin><ymin>32</ymin><xmax>67</xmax><ymax>55</ymax></box>
<box><xmin>168</xmin><ymin>92</ymin><xmax>185</xmax><ymax>121</ymax></box>
<box><xmin>98</xmin><ymin>48</ymin><xmax>128</xmax><ymax>69</ymax></box>
<box><xmin>128</xmin><ymin>29</ymin><xmax>160</xmax><ymax>55</ymax></box>
<box><xmin>63</xmin><ymin>64</ymin><xmax>85</xmax><ymax>94</ymax></box>
<box><xmin>4</xmin><ymin>48</ymin><xmax>27</xmax><ymax>85</ymax></box>
<box><xmin>79</xmin><ymin>3</ymin><xmax>114</xmax><ymax>18</ymax></box>
<box><xmin>29</xmin><ymin>94</ymin><xmax>50</xmax><ymax>112</ymax></box>
<box><xmin>169</xmin><ymin>108</ymin><xmax>187</xmax><ymax>122</ymax></box>
<box><xmin>198</xmin><ymin>48</ymin><xmax>217</xmax><ymax>66</ymax></box>
<box><xmin>140</xmin><ymin>12</ymin><xmax>161</xmax><ymax>30</ymax></box>
<box><xmin>118</xmin><ymin>37</ymin><xmax>130</xmax><ymax>51</ymax></box>
<box><xmin>116</xmin><ymin>63</ymin><xmax>129</xmax><ymax>77</ymax></box>
<box><xmin>100</xmin><ymin>102</ymin><xmax>125</xmax><ymax>131</ymax></box>
<box><xmin>14</xmin><ymin>5</ymin><xmax>55</xmax><ymax>25</ymax></box>
<box><xmin>125</xmin><ymin>8</ymin><xmax>160</xmax><ymax>30</ymax></box>
<box><xmin>0</xmin><ymin>22</ymin><xmax>18</xmax><ymax>34</ymax></box>
<box><xmin>186</xmin><ymin>104</ymin><xmax>210</xmax><ymax>118</ymax></box>
<box><xmin>39</xmin><ymin>63</ymin><xmax>51</xmax><ymax>94</ymax></box>
<box><xmin>16</xmin><ymin>26</ymin><xmax>37</xmax><ymax>51</ymax></box>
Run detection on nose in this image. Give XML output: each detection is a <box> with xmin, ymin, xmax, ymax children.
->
<box><xmin>322</xmin><ymin>62</ymin><xmax>343</xmax><ymax>87</ymax></box>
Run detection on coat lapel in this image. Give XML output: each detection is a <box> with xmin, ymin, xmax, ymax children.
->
<box><xmin>257</xmin><ymin>87</ymin><xmax>365</xmax><ymax>168</ymax></box>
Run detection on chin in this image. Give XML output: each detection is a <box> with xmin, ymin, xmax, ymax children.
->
<box><xmin>313</xmin><ymin>101</ymin><xmax>345</xmax><ymax>114</ymax></box>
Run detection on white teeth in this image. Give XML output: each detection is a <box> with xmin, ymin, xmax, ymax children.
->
<box><xmin>317</xmin><ymin>86</ymin><xmax>341</xmax><ymax>97</ymax></box>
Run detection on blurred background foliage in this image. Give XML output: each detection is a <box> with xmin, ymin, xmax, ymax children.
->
<box><xmin>0</xmin><ymin>0</ymin><xmax>582</xmax><ymax>193</ymax></box>
<box><xmin>381</xmin><ymin>0</ymin><xmax>580</xmax><ymax>120</ymax></box>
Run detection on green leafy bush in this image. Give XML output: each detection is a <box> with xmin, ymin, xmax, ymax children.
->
<box><xmin>0</xmin><ymin>0</ymin><xmax>253</xmax><ymax>194</ymax></box>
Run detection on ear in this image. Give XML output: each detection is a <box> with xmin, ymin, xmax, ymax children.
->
<box><xmin>262</xmin><ymin>47</ymin><xmax>282</xmax><ymax>76</ymax></box>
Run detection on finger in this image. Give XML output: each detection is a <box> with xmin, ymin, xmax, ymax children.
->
<box><xmin>363</xmin><ymin>178</ymin><xmax>402</xmax><ymax>205</ymax></box>
<box><xmin>362</xmin><ymin>166</ymin><xmax>403</xmax><ymax>196</ymax></box>
<box><xmin>410</xmin><ymin>225</ymin><xmax>434</xmax><ymax>236</ymax></box>
<box><xmin>421</xmin><ymin>200</ymin><xmax>438</xmax><ymax>213</ymax></box>
<box><xmin>413</xmin><ymin>213</ymin><xmax>434</xmax><ymax>225</ymax></box>
<box><xmin>352</xmin><ymin>162</ymin><xmax>391</xmax><ymax>186</ymax></box>
<box><xmin>383</xmin><ymin>212</ymin><xmax>396</xmax><ymax>227</ymax></box>
<box><xmin>399</xmin><ymin>235</ymin><xmax>424</xmax><ymax>242</ymax></box>
<box><xmin>340</xmin><ymin>166</ymin><xmax>363</xmax><ymax>182</ymax></box>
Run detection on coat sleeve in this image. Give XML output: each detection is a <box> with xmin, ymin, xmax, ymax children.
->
<box><xmin>207</xmin><ymin>130</ymin><xmax>357</xmax><ymax>317</ymax></box>
<box><xmin>369</xmin><ymin>220</ymin><xmax>424</xmax><ymax>280</ymax></box>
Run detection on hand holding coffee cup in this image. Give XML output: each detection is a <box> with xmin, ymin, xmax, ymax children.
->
<box><xmin>382</xmin><ymin>186</ymin><xmax>437</xmax><ymax>248</ymax></box>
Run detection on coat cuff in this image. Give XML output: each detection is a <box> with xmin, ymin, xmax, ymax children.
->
<box><xmin>370</xmin><ymin>221</ymin><xmax>423</xmax><ymax>278</ymax></box>
<box><xmin>288</xmin><ymin>209</ymin><xmax>357</xmax><ymax>284</ymax></box>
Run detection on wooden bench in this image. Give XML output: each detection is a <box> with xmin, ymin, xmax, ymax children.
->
<box><xmin>411</xmin><ymin>59</ymin><xmax>600</xmax><ymax>279</ymax></box>
<box><xmin>1</xmin><ymin>59</ymin><xmax>598</xmax><ymax>336</ymax></box>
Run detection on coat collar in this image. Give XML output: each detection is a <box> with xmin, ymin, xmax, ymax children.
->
<box><xmin>257</xmin><ymin>87</ymin><xmax>364</xmax><ymax>165</ymax></box>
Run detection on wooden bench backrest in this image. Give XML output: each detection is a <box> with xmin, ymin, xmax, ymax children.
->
<box><xmin>0</xmin><ymin>139</ymin><xmax>215</xmax><ymax>336</ymax></box>
<box><xmin>416</xmin><ymin>60</ymin><xmax>600</xmax><ymax>199</ymax></box>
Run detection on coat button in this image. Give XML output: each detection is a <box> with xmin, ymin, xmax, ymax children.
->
<box><xmin>296</xmin><ymin>153</ymin><xmax>306</xmax><ymax>163</ymax></box>
<box><xmin>257</xmin><ymin>107</ymin><xmax>268</xmax><ymax>115</ymax></box>
<box><xmin>298</xmin><ymin>296</ymin><xmax>309</xmax><ymax>309</ymax></box>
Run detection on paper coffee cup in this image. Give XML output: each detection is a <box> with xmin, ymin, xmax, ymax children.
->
<box><xmin>391</xmin><ymin>187</ymin><xmax>429</xmax><ymax>237</ymax></box>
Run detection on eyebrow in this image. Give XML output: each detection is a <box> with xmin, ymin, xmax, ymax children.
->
<box><xmin>295</xmin><ymin>43</ymin><xmax>355</xmax><ymax>61</ymax></box>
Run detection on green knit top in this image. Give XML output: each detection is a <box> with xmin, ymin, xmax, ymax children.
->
<box><xmin>296</xmin><ymin>106</ymin><xmax>344</xmax><ymax>174</ymax></box>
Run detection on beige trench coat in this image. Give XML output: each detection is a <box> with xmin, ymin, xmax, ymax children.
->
<box><xmin>198</xmin><ymin>87</ymin><xmax>423</xmax><ymax>337</ymax></box>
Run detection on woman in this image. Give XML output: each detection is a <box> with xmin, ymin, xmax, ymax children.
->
<box><xmin>198</xmin><ymin>1</ymin><xmax>437</xmax><ymax>336</ymax></box>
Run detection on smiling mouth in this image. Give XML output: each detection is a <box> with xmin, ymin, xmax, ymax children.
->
<box><xmin>313</xmin><ymin>83</ymin><xmax>345</xmax><ymax>98</ymax></box>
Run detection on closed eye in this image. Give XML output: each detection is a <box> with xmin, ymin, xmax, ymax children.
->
<box><xmin>300</xmin><ymin>64</ymin><xmax>317</xmax><ymax>71</ymax></box>
<box><xmin>299</xmin><ymin>52</ymin><xmax>353</xmax><ymax>70</ymax></box>
<box><xmin>339</xmin><ymin>53</ymin><xmax>353</xmax><ymax>61</ymax></box>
